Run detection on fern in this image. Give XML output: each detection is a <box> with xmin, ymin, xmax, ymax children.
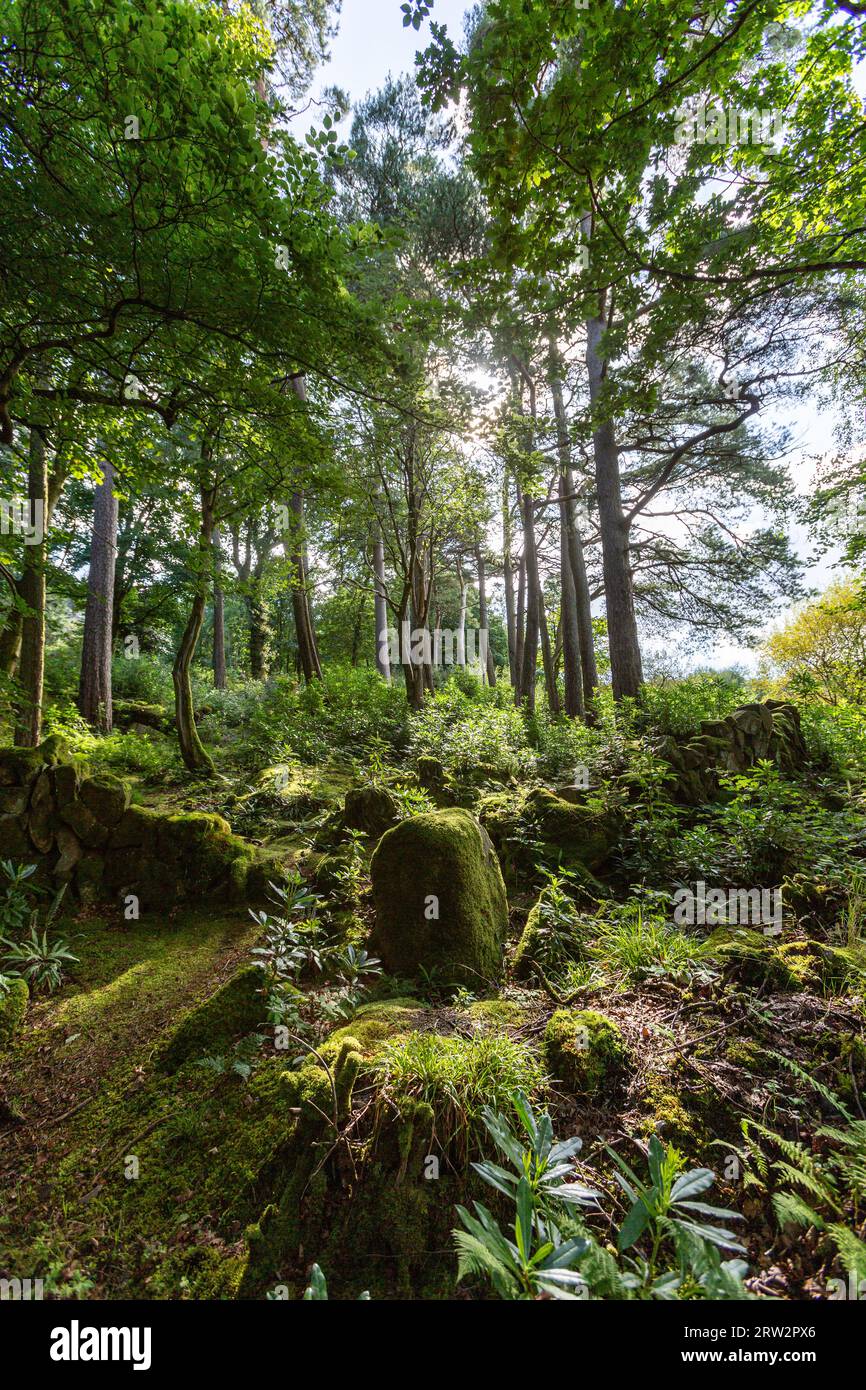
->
<box><xmin>827</xmin><ymin>1225</ymin><xmax>866</xmax><ymax>1280</ymax></box>
<box><xmin>772</xmin><ymin>1191</ymin><xmax>825</xmax><ymax>1231</ymax></box>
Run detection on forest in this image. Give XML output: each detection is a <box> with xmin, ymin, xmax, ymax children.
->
<box><xmin>2</xmin><ymin>0</ymin><xmax>866</xmax><ymax>1320</ymax></box>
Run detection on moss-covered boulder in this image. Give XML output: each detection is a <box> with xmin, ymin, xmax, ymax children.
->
<box><xmin>521</xmin><ymin>788</ymin><xmax>616</xmax><ymax>869</ymax></box>
<box><xmin>342</xmin><ymin>785</ymin><xmax>401</xmax><ymax>838</ymax></box>
<box><xmin>707</xmin><ymin>929</ymin><xmax>819</xmax><ymax>991</ymax></box>
<box><xmin>322</xmin><ymin>998</ymin><xmax>425</xmax><ymax>1060</ymax></box>
<box><xmin>0</xmin><ymin>977</ymin><xmax>28</xmax><ymax>1050</ymax></box>
<box><xmin>155</xmin><ymin>964</ymin><xmax>267</xmax><ymax>1073</ymax></box>
<box><xmin>543</xmin><ymin>1008</ymin><xmax>627</xmax><ymax>1097</ymax></box>
<box><xmin>370</xmin><ymin>808</ymin><xmax>508</xmax><ymax>987</ymax></box>
<box><xmin>79</xmin><ymin>774</ymin><xmax>130</xmax><ymax>828</ymax></box>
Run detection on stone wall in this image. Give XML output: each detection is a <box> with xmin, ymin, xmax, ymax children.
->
<box><xmin>0</xmin><ymin>738</ymin><xmax>267</xmax><ymax>909</ymax></box>
<box><xmin>653</xmin><ymin>700</ymin><xmax>808</xmax><ymax>805</ymax></box>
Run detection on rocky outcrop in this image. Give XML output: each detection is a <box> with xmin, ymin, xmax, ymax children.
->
<box><xmin>654</xmin><ymin>700</ymin><xmax>808</xmax><ymax>805</ymax></box>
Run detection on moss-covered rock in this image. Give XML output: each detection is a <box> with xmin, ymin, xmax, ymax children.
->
<box><xmin>521</xmin><ymin>788</ymin><xmax>616</xmax><ymax>870</ymax></box>
<box><xmin>322</xmin><ymin>998</ymin><xmax>425</xmax><ymax>1060</ymax></box>
<box><xmin>0</xmin><ymin>736</ymin><xmax>62</xmax><ymax>787</ymax></box>
<box><xmin>155</xmin><ymin>964</ymin><xmax>267</xmax><ymax>1073</ymax></box>
<box><xmin>342</xmin><ymin>785</ymin><xmax>401</xmax><ymax>838</ymax></box>
<box><xmin>0</xmin><ymin>813</ymin><xmax>30</xmax><ymax>857</ymax></box>
<box><xmin>543</xmin><ymin>1008</ymin><xmax>627</xmax><ymax>1097</ymax></box>
<box><xmin>79</xmin><ymin>774</ymin><xmax>130</xmax><ymax>828</ymax></box>
<box><xmin>370</xmin><ymin>808</ymin><xmax>508</xmax><ymax>987</ymax></box>
<box><xmin>0</xmin><ymin>977</ymin><xmax>28</xmax><ymax>1050</ymax></box>
<box><xmin>707</xmin><ymin>929</ymin><xmax>820</xmax><ymax>991</ymax></box>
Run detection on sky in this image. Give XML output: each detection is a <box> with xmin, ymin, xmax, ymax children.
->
<box><xmin>300</xmin><ymin>0</ymin><xmax>852</xmax><ymax>674</ymax></box>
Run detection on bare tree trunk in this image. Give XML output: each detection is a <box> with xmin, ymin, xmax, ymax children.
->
<box><xmin>287</xmin><ymin>491</ymin><xmax>322</xmax><ymax>683</ymax></box>
<box><xmin>548</xmin><ymin>335</ymin><xmax>597</xmax><ymax>717</ymax></box>
<box><xmin>586</xmin><ymin>307</ymin><xmax>643</xmax><ymax>700</ymax></box>
<box><xmin>173</xmin><ymin>475</ymin><xmax>216</xmax><ymax>775</ymax></box>
<box><xmin>14</xmin><ymin>423</ymin><xmax>48</xmax><ymax>746</ymax></box>
<box><xmin>456</xmin><ymin>556</ymin><xmax>467</xmax><ymax>667</ymax></box>
<box><xmin>78</xmin><ymin>457</ymin><xmax>118</xmax><ymax>732</ymax></box>
<box><xmin>373</xmin><ymin>524</ymin><xmax>390</xmax><ymax>683</ymax></box>
<box><xmin>212</xmin><ymin>525</ymin><xmax>227</xmax><ymax>690</ymax></box>
<box><xmin>476</xmin><ymin>545</ymin><xmax>497</xmax><ymax>687</ymax></box>
<box><xmin>514</xmin><ymin>548</ymin><xmax>526</xmax><ymax>704</ymax></box>
<box><xmin>502</xmin><ymin>471</ymin><xmax>516</xmax><ymax>686</ymax></box>
<box><xmin>558</xmin><ymin>468</ymin><xmax>583</xmax><ymax>719</ymax></box>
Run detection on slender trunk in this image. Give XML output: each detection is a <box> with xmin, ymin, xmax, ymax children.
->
<box><xmin>2</xmin><ymin>452</ymin><xmax>67</xmax><ymax>679</ymax></box>
<box><xmin>558</xmin><ymin>468</ymin><xmax>583</xmax><ymax>719</ymax></box>
<box><xmin>287</xmin><ymin>491</ymin><xmax>322</xmax><ymax>683</ymax></box>
<box><xmin>373</xmin><ymin>525</ymin><xmax>390</xmax><ymax>683</ymax></box>
<box><xmin>512</xmin><ymin>365</ymin><xmax>559</xmax><ymax>716</ymax></box>
<box><xmin>78</xmin><ymin>457</ymin><xmax>118</xmax><ymax>732</ymax></box>
<box><xmin>212</xmin><ymin>525</ymin><xmax>227</xmax><ymax>689</ymax></box>
<box><xmin>456</xmin><ymin>558</ymin><xmax>467</xmax><ymax>666</ymax></box>
<box><xmin>246</xmin><ymin>584</ymin><xmax>269</xmax><ymax>680</ymax></box>
<box><xmin>173</xmin><ymin>475</ymin><xmax>216</xmax><ymax>774</ymax></box>
<box><xmin>285</xmin><ymin>376</ymin><xmax>322</xmax><ymax>684</ymax></box>
<box><xmin>502</xmin><ymin>471</ymin><xmax>516</xmax><ymax>686</ymax></box>
<box><xmin>514</xmin><ymin>548</ymin><xmax>526</xmax><ymax>704</ymax></box>
<box><xmin>14</xmin><ymin>422</ymin><xmax>48</xmax><ymax>746</ymax></box>
<box><xmin>549</xmin><ymin>335</ymin><xmax>596</xmax><ymax>717</ymax></box>
<box><xmin>476</xmin><ymin>545</ymin><xmax>497</xmax><ymax>687</ymax></box>
<box><xmin>586</xmin><ymin>309</ymin><xmax>643</xmax><ymax>700</ymax></box>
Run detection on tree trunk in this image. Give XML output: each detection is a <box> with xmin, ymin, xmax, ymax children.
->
<box><xmin>456</xmin><ymin>557</ymin><xmax>467</xmax><ymax>666</ymax></box>
<box><xmin>14</xmin><ymin>423</ymin><xmax>48</xmax><ymax>746</ymax></box>
<box><xmin>586</xmin><ymin>308</ymin><xmax>643</xmax><ymax>700</ymax></box>
<box><xmin>502</xmin><ymin>471</ymin><xmax>516</xmax><ymax>686</ymax></box>
<box><xmin>288</xmin><ymin>491</ymin><xmax>322</xmax><ymax>683</ymax></box>
<box><xmin>476</xmin><ymin>545</ymin><xmax>496</xmax><ymax>687</ymax></box>
<box><xmin>373</xmin><ymin>525</ymin><xmax>390</xmax><ymax>683</ymax></box>
<box><xmin>78</xmin><ymin>457</ymin><xmax>118</xmax><ymax>732</ymax></box>
<box><xmin>557</xmin><ymin>467</ymin><xmax>584</xmax><ymax>719</ymax></box>
<box><xmin>212</xmin><ymin>525</ymin><xmax>227</xmax><ymax>690</ymax></box>
<box><xmin>2</xmin><ymin>452</ymin><xmax>67</xmax><ymax>680</ymax></box>
<box><xmin>173</xmin><ymin>477</ymin><xmax>216</xmax><ymax>774</ymax></box>
<box><xmin>514</xmin><ymin>548</ymin><xmax>526</xmax><ymax>704</ymax></box>
<box><xmin>246</xmin><ymin>586</ymin><xmax>269</xmax><ymax>680</ymax></box>
<box><xmin>549</xmin><ymin>335</ymin><xmax>598</xmax><ymax>715</ymax></box>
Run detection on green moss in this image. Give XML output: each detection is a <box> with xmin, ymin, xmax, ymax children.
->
<box><xmin>323</xmin><ymin>999</ymin><xmax>425</xmax><ymax>1059</ymax></box>
<box><xmin>707</xmin><ymin>929</ymin><xmax>819</xmax><ymax>991</ymax></box>
<box><xmin>370</xmin><ymin>808</ymin><xmax>508</xmax><ymax>987</ymax></box>
<box><xmin>465</xmin><ymin>998</ymin><xmax>529</xmax><ymax>1030</ymax></box>
<box><xmin>0</xmin><ymin>977</ymin><xmax>28</xmax><ymax>1050</ymax></box>
<box><xmin>520</xmin><ymin>788</ymin><xmax>616</xmax><ymax>870</ymax></box>
<box><xmin>543</xmin><ymin>1008</ymin><xmax>626</xmax><ymax>1097</ymax></box>
<box><xmin>341</xmin><ymin>785</ymin><xmax>400</xmax><ymax>838</ymax></box>
<box><xmin>155</xmin><ymin>964</ymin><xmax>267</xmax><ymax>1074</ymax></box>
<box><xmin>0</xmin><ymin>736</ymin><xmax>62</xmax><ymax>787</ymax></box>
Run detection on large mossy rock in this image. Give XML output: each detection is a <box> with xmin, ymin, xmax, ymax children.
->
<box><xmin>479</xmin><ymin>786</ymin><xmax>616</xmax><ymax>887</ymax></box>
<box><xmin>370</xmin><ymin>808</ymin><xmax>508</xmax><ymax>987</ymax></box>
<box><xmin>0</xmin><ymin>977</ymin><xmax>29</xmax><ymax>1051</ymax></box>
<box><xmin>341</xmin><ymin>785</ymin><xmax>401</xmax><ymax>838</ymax></box>
<box><xmin>155</xmin><ymin>964</ymin><xmax>267</xmax><ymax>1074</ymax></box>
